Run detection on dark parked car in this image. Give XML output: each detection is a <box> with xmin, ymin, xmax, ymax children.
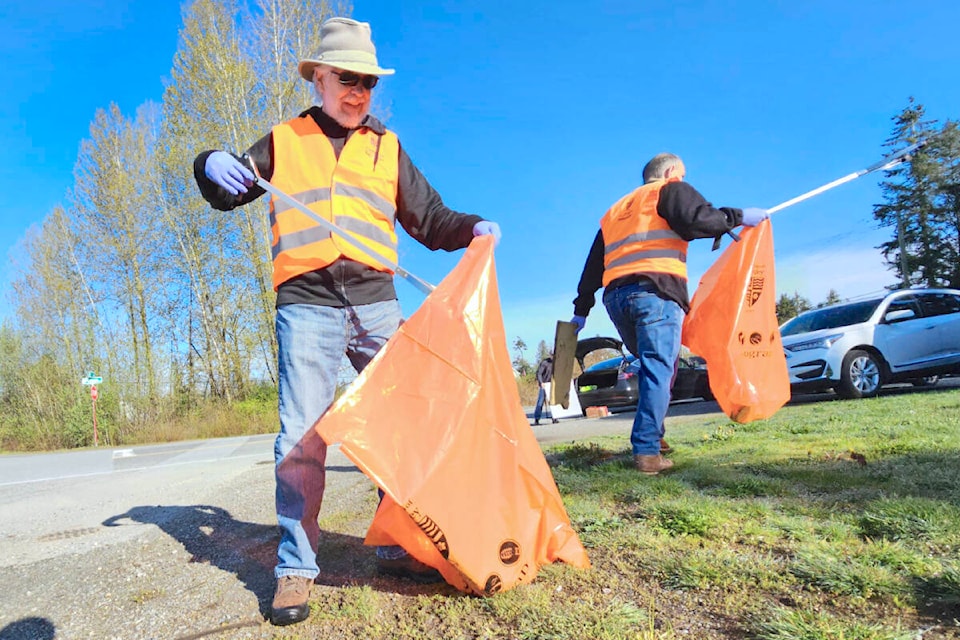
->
<box><xmin>574</xmin><ymin>337</ymin><xmax>712</xmax><ymax>413</ymax></box>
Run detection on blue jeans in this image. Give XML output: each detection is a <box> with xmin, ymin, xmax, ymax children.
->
<box><xmin>602</xmin><ymin>282</ymin><xmax>683</xmax><ymax>456</ymax></box>
<box><xmin>273</xmin><ymin>300</ymin><xmax>402</xmax><ymax>579</ymax></box>
<box><xmin>533</xmin><ymin>385</ymin><xmax>553</xmax><ymax>421</ymax></box>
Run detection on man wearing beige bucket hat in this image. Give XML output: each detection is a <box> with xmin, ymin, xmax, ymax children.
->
<box><xmin>193</xmin><ymin>16</ymin><xmax>501</xmax><ymax>627</ymax></box>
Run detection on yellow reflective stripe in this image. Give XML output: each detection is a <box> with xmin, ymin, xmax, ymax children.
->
<box><xmin>271</xmin><ymin>218</ymin><xmax>396</xmax><ymax>260</ymax></box>
<box><xmin>335</xmin><ymin>183</ymin><xmax>397</xmax><ymax>222</ymax></box>
<box><xmin>605</xmin><ymin>248</ymin><xmax>687</xmax><ymax>270</ymax></box>
<box><xmin>271</xmin><ymin>227</ymin><xmax>332</xmax><ymax>259</ymax></box>
<box><xmin>605</xmin><ymin>229</ymin><xmax>683</xmax><ymax>253</ymax></box>
<box><xmin>334</xmin><ymin>216</ymin><xmax>398</xmax><ymax>250</ymax></box>
<box><xmin>270</xmin><ymin>187</ymin><xmax>332</xmax><ymax>226</ymax></box>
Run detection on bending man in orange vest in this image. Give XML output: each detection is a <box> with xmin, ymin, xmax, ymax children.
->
<box><xmin>192</xmin><ymin>17</ymin><xmax>501</xmax><ymax>627</ymax></box>
<box><xmin>569</xmin><ymin>153</ymin><xmax>765</xmax><ymax>475</ymax></box>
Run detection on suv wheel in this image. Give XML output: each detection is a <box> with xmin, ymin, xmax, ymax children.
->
<box><xmin>836</xmin><ymin>349</ymin><xmax>882</xmax><ymax>399</ymax></box>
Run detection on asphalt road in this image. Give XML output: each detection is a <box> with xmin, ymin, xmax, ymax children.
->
<box><xmin>0</xmin><ymin>432</ymin><xmax>383</xmax><ymax>639</ymax></box>
<box><xmin>0</xmin><ymin>436</ymin><xmax>281</xmax><ymax>568</ymax></box>
<box><xmin>0</xmin><ymin>416</ymin><xmax>636</xmax><ymax>570</ymax></box>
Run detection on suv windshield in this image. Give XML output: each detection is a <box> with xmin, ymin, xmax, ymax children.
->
<box><xmin>780</xmin><ymin>299</ymin><xmax>884</xmax><ymax>336</ymax></box>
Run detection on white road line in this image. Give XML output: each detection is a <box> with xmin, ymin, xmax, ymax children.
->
<box><xmin>0</xmin><ymin>440</ymin><xmax>346</xmax><ymax>488</ymax></box>
<box><xmin>0</xmin><ymin>451</ymin><xmax>272</xmax><ymax>487</ymax></box>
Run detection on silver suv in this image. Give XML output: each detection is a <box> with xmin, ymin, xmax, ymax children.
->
<box><xmin>780</xmin><ymin>288</ymin><xmax>960</xmax><ymax>398</ymax></box>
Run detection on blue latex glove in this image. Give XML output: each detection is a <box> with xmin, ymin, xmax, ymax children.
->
<box><xmin>205</xmin><ymin>151</ymin><xmax>255</xmax><ymax>196</ymax></box>
<box><xmin>741</xmin><ymin>207</ymin><xmax>769</xmax><ymax>227</ymax></box>
<box><xmin>472</xmin><ymin>221</ymin><xmax>502</xmax><ymax>246</ymax></box>
<box><xmin>570</xmin><ymin>315</ymin><xmax>586</xmax><ymax>333</ymax></box>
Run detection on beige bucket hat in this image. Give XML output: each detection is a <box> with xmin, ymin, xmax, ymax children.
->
<box><xmin>298</xmin><ymin>17</ymin><xmax>395</xmax><ymax>81</ymax></box>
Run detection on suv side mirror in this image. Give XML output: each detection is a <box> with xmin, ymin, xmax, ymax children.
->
<box><xmin>884</xmin><ymin>308</ymin><xmax>916</xmax><ymax>323</ymax></box>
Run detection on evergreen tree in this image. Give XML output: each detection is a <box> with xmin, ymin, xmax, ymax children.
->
<box><xmin>819</xmin><ymin>289</ymin><xmax>842</xmax><ymax>308</ymax></box>
<box><xmin>874</xmin><ymin>99</ymin><xmax>960</xmax><ymax>288</ymax></box>
<box><xmin>928</xmin><ymin>120</ymin><xmax>960</xmax><ymax>287</ymax></box>
<box><xmin>775</xmin><ymin>292</ymin><xmax>812</xmax><ymax>324</ymax></box>
<box><xmin>512</xmin><ymin>337</ymin><xmax>531</xmax><ymax>375</ymax></box>
<box><xmin>535</xmin><ymin>340</ymin><xmax>551</xmax><ymax>364</ymax></box>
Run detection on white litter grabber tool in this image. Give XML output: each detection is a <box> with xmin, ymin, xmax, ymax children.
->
<box><xmin>767</xmin><ymin>142</ymin><xmax>924</xmax><ymax>215</ymax></box>
<box><xmin>243</xmin><ymin>155</ymin><xmax>436</xmax><ymax>295</ymax></box>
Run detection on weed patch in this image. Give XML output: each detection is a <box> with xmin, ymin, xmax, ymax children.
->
<box><xmin>750</xmin><ymin>606</ymin><xmax>913</xmax><ymax>640</ymax></box>
<box><xmin>859</xmin><ymin>497</ymin><xmax>960</xmax><ymax>543</ymax></box>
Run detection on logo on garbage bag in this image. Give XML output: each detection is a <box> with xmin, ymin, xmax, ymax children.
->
<box><xmin>738</xmin><ymin>331</ymin><xmax>764</xmax><ymax>345</ymax></box>
<box><xmin>499</xmin><ymin>540</ymin><xmax>521</xmax><ymax>565</ymax></box>
<box><xmin>745</xmin><ymin>271</ymin><xmax>765</xmax><ymax>307</ymax></box>
<box><xmin>484</xmin><ymin>574</ymin><xmax>503</xmax><ymax>595</ymax></box>
<box><xmin>407</xmin><ymin>504</ymin><xmax>450</xmax><ymax>559</ymax></box>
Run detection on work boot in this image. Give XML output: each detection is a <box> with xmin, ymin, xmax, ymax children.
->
<box><xmin>660</xmin><ymin>439</ymin><xmax>673</xmax><ymax>454</ymax></box>
<box><xmin>377</xmin><ymin>554</ymin><xmax>444</xmax><ymax>584</ymax></box>
<box><xmin>534</xmin><ymin>419</ymin><xmax>540</xmax><ymax>426</ymax></box>
<box><xmin>634</xmin><ymin>454</ymin><xmax>674</xmax><ymax>476</ymax></box>
<box><xmin>270</xmin><ymin>575</ymin><xmax>312</xmax><ymax>626</ymax></box>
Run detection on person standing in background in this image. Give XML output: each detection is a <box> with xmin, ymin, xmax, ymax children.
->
<box><xmin>533</xmin><ymin>355</ymin><xmax>559</xmax><ymax>426</ymax></box>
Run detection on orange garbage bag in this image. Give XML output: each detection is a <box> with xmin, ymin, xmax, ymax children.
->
<box><xmin>682</xmin><ymin>219</ymin><xmax>790</xmax><ymax>423</ymax></box>
<box><xmin>314</xmin><ymin>235</ymin><xmax>590</xmax><ymax>595</ymax></box>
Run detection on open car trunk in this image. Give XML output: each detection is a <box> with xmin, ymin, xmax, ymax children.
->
<box><xmin>575</xmin><ymin>337</ymin><xmax>628</xmax><ymax>395</ymax></box>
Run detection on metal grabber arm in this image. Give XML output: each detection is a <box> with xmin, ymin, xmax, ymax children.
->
<box><xmin>767</xmin><ymin>142</ymin><xmax>925</xmax><ymax>215</ymax></box>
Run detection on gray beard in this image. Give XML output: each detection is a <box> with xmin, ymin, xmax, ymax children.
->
<box><xmin>319</xmin><ymin>103</ymin><xmax>364</xmax><ymax>130</ymax></box>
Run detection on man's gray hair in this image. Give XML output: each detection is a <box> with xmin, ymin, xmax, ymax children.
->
<box><xmin>642</xmin><ymin>153</ymin><xmax>684</xmax><ymax>183</ymax></box>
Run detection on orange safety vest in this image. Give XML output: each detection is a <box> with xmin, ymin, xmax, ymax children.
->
<box><xmin>600</xmin><ymin>178</ymin><xmax>688</xmax><ymax>287</ymax></box>
<box><xmin>268</xmin><ymin>116</ymin><xmax>400</xmax><ymax>290</ymax></box>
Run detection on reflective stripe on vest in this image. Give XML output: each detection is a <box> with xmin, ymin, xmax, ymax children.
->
<box><xmin>600</xmin><ymin>179</ymin><xmax>688</xmax><ymax>287</ymax></box>
<box><xmin>268</xmin><ymin>116</ymin><xmax>400</xmax><ymax>289</ymax></box>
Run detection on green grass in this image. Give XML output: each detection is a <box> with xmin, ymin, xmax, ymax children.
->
<box><xmin>273</xmin><ymin>386</ymin><xmax>960</xmax><ymax>638</ymax></box>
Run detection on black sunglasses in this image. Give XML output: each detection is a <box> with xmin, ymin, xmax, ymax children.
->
<box><xmin>332</xmin><ymin>70</ymin><xmax>379</xmax><ymax>90</ymax></box>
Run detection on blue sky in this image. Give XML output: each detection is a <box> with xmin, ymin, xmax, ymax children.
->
<box><xmin>3</xmin><ymin>0</ymin><xmax>958</xmax><ymax>355</ymax></box>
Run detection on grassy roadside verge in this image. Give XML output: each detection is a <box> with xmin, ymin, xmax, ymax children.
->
<box><xmin>265</xmin><ymin>386</ymin><xmax>960</xmax><ymax>640</ymax></box>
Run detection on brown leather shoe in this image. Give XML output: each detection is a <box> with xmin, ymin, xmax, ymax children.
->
<box><xmin>660</xmin><ymin>439</ymin><xmax>673</xmax><ymax>454</ymax></box>
<box><xmin>634</xmin><ymin>454</ymin><xmax>674</xmax><ymax>475</ymax></box>
<box><xmin>270</xmin><ymin>575</ymin><xmax>312</xmax><ymax>626</ymax></box>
